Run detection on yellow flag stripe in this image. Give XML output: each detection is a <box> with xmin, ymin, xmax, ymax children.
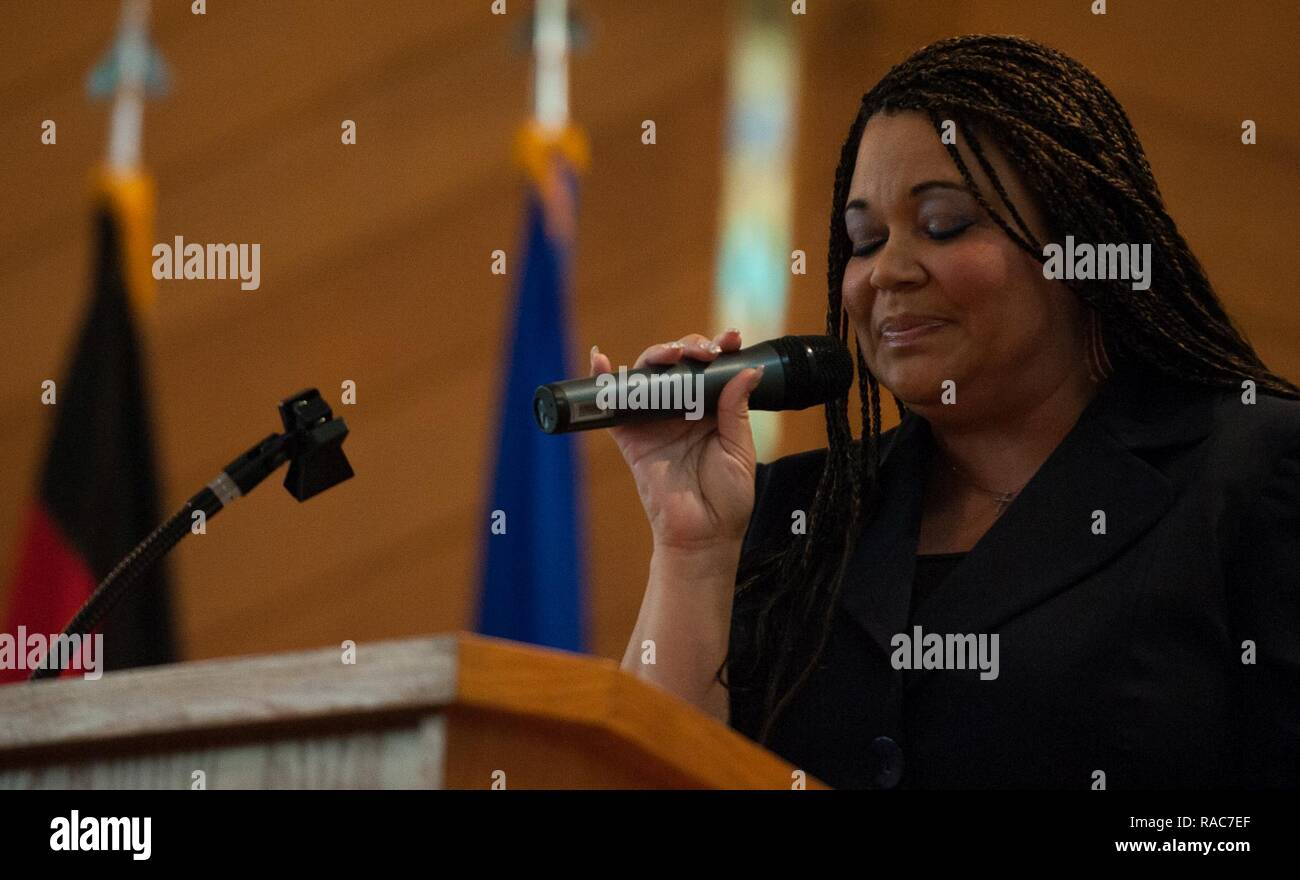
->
<box><xmin>514</xmin><ymin>121</ymin><xmax>589</xmax><ymax>187</ymax></box>
<box><xmin>88</xmin><ymin>164</ymin><xmax>156</xmax><ymax>318</ymax></box>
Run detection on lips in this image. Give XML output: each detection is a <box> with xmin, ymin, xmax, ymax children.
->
<box><xmin>878</xmin><ymin>315</ymin><xmax>950</xmax><ymax>347</ymax></box>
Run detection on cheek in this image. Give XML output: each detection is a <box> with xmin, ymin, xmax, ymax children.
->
<box><xmin>841</xmin><ymin>259</ymin><xmax>875</xmax><ymax>325</ymax></box>
<box><xmin>841</xmin><ymin>260</ymin><xmax>879</xmax><ymax>361</ymax></box>
<box><xmin>927</xmin><ymin>237</ymin><xmax>1017</xmax><ymax>312</ymax></box>
<box><xmin>932</xmin><ymin>237</ymin><xmax>1060</xmax><ymax>360</ymax></box>
<box><xmin>929</xmin><ymin>237</ymin><xmax>1054</xmax><ymax>349</ymax></box>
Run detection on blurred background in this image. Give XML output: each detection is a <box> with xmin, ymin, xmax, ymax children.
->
<box><xmin>1</xmin><ymin>0</ymin><xmax>1297</xmax><ymax>667</ymax></box>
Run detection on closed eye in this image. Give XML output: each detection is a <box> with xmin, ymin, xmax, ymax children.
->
<box><xmin>851</xmin><ymin>219</ymin><xmax>973</xmax><ymax>258</ymax></box>
<box><xmin>928</xmin><ymin>219</ymin><xmax>975</xmax><ymax>240</ymax></box>
<box><xmin>852</xmin><ymin>238</ymin><xmax>884</xmax><ymax>258</ymax></box>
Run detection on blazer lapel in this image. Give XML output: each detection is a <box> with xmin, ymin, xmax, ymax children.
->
<box><xmin>839</xmin><ymin>366</ymin><xmax>1216</xmax><ymax>670</ymax></box>
<box><xmin>838</xmin><ymin>411</ymin><xmax>929</xmax><ymax>658</ymax></box>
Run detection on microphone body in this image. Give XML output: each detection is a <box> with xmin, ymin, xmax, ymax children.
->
<box><xmin>533</xmin><ymin>334</ymin><xmax>852</xmax><ymax>434</ymax></box>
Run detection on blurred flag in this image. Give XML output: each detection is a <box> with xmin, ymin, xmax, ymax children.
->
<box><xmin>476</xmin><ymin>123</ymin><xmax>590</xmax><ymax>652</ymax></box>
<box><xmin>0</xmin><ymin>169</ymin><xmax>177</xmax><ymax>683</ymax></box>
<box><xmin>713</xmin><ymin>0</ymin><xmax>799</xmax><ymax>460</ymax></box>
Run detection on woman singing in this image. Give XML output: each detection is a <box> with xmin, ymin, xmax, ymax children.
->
<box><xmin>609</xmin><ymin>35</ymin><xmax>1300</xmax><ymax>789</ymax></box>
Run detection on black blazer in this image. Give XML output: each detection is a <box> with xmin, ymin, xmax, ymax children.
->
<box><xmin>727</xmin><ymin>364</ymin><xmax>1300</xmax><ymax>789</ymax></box>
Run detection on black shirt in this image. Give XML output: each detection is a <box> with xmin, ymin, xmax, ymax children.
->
<box><xmin>911</xmin><ymin>552</ymin><xmax>966</xmax><ymax>620</ymax></box>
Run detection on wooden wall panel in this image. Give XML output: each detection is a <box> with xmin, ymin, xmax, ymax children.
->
<box><xmin>1</xmin><ymin>0</ymin><xmax>1295</xmax><ymax>667</ymax></box>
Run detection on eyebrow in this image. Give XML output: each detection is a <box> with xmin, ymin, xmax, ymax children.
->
<box><xmin>844</xmin><ymin>180</ymin><xmax>974</xmax><ymax>213</ymax></box>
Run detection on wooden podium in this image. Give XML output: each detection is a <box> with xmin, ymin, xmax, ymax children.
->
<box><xmin>0</xmin><ymin>632</ymin><xmax>827</xmax><ymax>789</ymax></box>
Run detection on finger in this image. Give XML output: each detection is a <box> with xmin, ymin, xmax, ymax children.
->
<box><xmin>712</xmin><ymin>327</ymin><xmax>742</xmax><ymax>353</ymax></box>
<box><xmin>632</xmin><ymin>340</ymin><xmax>687</xmax><ymax>370</ymax></box>
<box><xmin>589</xmin><ymin>345</ymin><xmax>613</xmax><ymax>377</ymax></box>
<box><xmin>678</xmin><ymin>332</ymin><xmax>724</xmax><ymax>361</ymax></box>
<box><xmin>632</xmin><ymin>333</ymin><xmax>723</xmax><ymax>370</ymax></box>
<box><xmin>715</xmin><ymin>366</ymin><xmax>762</xmax><ymax>463</ymax></box>
<box><xmin>635</xmin><ymin>333</ymin><xmax>721</xmax><ymax>368</ymax></box>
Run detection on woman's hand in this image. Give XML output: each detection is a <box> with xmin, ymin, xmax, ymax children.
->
<box><xmin>591</xmin><ymin>329</ymin><xmax>762</xmax><ymax>553</ymax></box>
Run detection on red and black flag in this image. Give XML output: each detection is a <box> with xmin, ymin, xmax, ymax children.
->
<box><xmin>0</xmin><ymin>170</ymin><xmax>177</xmax><ymax>683</ymax></box>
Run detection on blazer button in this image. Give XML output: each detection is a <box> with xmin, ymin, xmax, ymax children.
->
<box><xmin>870</xmin><ymin>736</ymin><xmax>904</xmax><ymax>789</ymax></box>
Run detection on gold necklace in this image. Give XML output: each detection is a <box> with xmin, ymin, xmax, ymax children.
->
<box><xmin>944</xmin><ymin>459</ymin><xmax>1025</xmax><ymax>517</ymax></box>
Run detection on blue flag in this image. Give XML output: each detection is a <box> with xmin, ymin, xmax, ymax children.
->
<box><xmin>476</xmin><ymin>166</ymin><xmax>588</xmax><ymax>652</ymax></box>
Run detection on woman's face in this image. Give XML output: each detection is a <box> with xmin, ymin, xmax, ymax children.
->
<box><xmin>841</xmin><ymin>111</ymin><xmax>1091</xmax><ymax>422</ymax></box>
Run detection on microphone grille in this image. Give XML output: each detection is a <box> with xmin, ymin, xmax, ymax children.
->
<box><xmin>771</xmin><ymin>335</ymin><xmax>854</xmax><ymax>409</ymax></box>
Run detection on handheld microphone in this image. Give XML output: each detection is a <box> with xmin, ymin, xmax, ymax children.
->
<box><xmin>533</xmin><ymin>334</ymin><xmax>853</xmax><ymax>434</ymax></box>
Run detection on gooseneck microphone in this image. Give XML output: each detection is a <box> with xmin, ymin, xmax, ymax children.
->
<box><xmin>533</xmin><ymin>334</ymin><xmax>853</xmax><ymax>434</ymax></box>
<box><xmin>29</xmin><ymin>389</ymin><xmax>354</xmax><ymax>682</ymax></box>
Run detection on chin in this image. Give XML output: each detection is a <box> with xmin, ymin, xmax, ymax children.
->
<box><xmin>876</xmin><ymin>362</ymin><xmax>950</xmax><ymax>408</ymax></box>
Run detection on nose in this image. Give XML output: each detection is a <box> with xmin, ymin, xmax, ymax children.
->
<box><xmin>867</xmin><ymin>236</ymin><xmax>926</xmax><ymax>294</ymax></box>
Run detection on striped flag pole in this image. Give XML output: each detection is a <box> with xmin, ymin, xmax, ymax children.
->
<box><xmin>475</xmin><ymin>0</ymin><xmax>592</xmax><ymax>651</ymax></box>
<box><xmin>0</xmin><ymin>0</ymin><xmax>176</xmax><ymax>683</ymax></box>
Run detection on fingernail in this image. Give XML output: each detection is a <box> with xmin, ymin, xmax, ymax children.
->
<box><xmin>703</xmin><ymin>341</ymin><xmax>722</xmax><ymax>354</ymax></box>
<box><xmin>590</xmin><ymin>344</ymin><xmax>600</xmax><ymax>359</ymax></box>
<box><xmin>666</xmin><ymin>341</ymin><xmax>685</xmax><ymax>350</ymax></box>
<box><xmin>750</xmin><ymin>365</ymin><xmax>765</xmax><ymax>388</ymax></box>
<box><xmin>726</xmin><ymin>327</ymin><xmax>740</xmax><ymax>336</ymax></box>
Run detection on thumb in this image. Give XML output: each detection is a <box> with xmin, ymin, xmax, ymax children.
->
<box><xmin>715</xmin><ymin>365</ymin><xmax>763</xmax><ymax>461</ymax></box>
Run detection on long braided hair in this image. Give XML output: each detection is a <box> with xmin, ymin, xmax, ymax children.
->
<box><xmin>722</xmin><ymin>34</ymin><xmax>1300</xmax><ymax>749</ymax></box>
